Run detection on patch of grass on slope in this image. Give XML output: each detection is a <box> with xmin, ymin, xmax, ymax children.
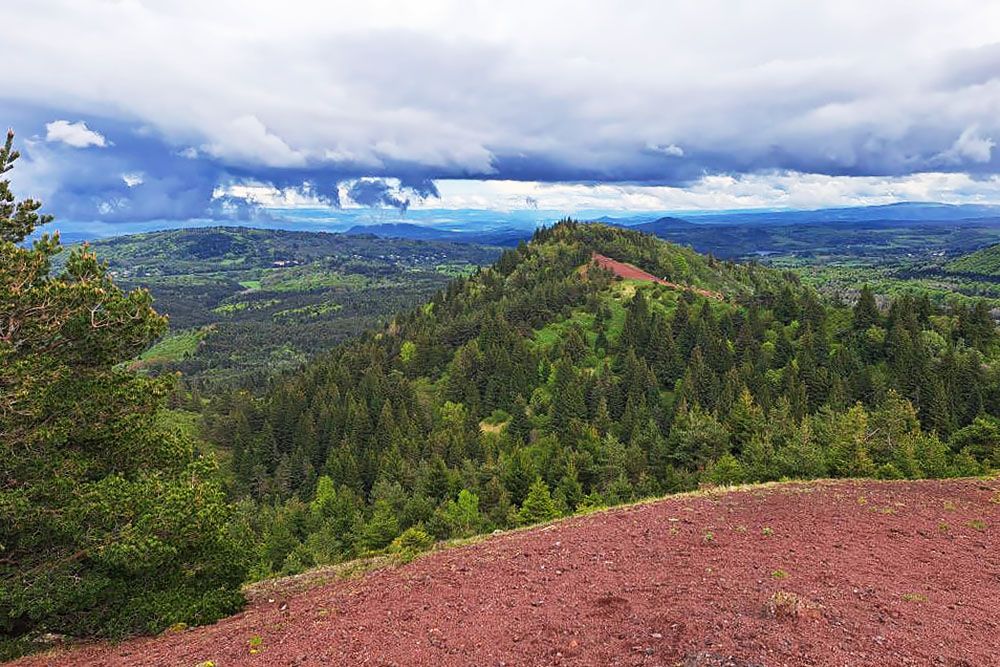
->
<box><xmin>140</xmin><ymin>327</ymin><xmax>211</xmax><ymax>362</ymax></box>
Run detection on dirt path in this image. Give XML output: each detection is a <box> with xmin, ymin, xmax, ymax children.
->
<box><xmin>590</xmin><ymin>253</ymin><xmax>724</xmax><ymax>301</ymax></box>
<box><xmin>16</xmin><ymin>478</ymin><xmax>1000</xmax><ymax>666</ymax></box>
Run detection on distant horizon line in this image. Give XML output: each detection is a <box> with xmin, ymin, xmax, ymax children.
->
<box><xmin>40</xmin><ymin>199</ymin><xmax>1000</xmax><ymax>229</ymax></box>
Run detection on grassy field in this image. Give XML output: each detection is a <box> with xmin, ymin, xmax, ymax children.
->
<box><xmin>140</xmin><ymin>327</ymin><xmax>210</xmax><ymax>362</ymax></box>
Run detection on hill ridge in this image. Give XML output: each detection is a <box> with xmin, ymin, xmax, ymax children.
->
<box><xmin>945</xmin><ymin>242</ymin><xmax>1000</xmax><ymax>277</ymax></box>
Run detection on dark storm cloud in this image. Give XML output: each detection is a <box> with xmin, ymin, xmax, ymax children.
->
<box><xmin>347</xmin><ymin>178</ymin><xmax>411</xmax><ymax>212</ymax></box>
<box><xmin>5</xmin><ymin>1</ymin><xmax>1000</xmax><ymax>219</ymax></box>
<box><xmin>397</xmin><ymin>176</ymin><xmax>441</xmax><ymax>200</ymax></box>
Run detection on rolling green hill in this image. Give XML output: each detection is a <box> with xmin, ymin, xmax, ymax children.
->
<box><xmin>70</xmin><ymin>227</ymin><xmax>500</xmax><ymax>385</ymax></box>
<box><xmin>946</xmin><ymin>243</ymin><xmax>1000</xmax><ymax>276</ymax></box>
<box><xmin>201</xmin><ymin>221</ymin><xmax>999</xmax><ymax>581</ymax></box>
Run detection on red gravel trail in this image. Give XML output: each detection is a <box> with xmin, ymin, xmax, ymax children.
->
<box><xmin>590</xmin><ymin>253</ymin><xmax>724</xmax><ymax>301</ymax></box>
<box><xmin>16</xmin><ymin>478</ymin><xmax>1000</xmax><ymax>666</ymax></box>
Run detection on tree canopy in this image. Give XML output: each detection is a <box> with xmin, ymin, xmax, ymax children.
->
<box><xmin>0</xmin><ymin>130</ymin><xmax>247</xmax><ymax>650</ymax></box>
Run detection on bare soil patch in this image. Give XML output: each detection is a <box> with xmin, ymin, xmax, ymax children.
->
<box><xmin>590</xmin><ymin>253</ymin><xmax>724</xmax><ymax>300</ymax></box>
<box><xmin>15</xmin><ymin>478</ymin><xmax>1000</xmax><ymax>666</ymax></box>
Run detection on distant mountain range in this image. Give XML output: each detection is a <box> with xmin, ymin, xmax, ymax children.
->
<box><xmin>629</xmin><ymin>216</ymin><xmax>697</xmax><ymax>234</ymax></box>
<box><xmin>341</xmin><ymin>203</ymin><xmax>1000</xmax><ymax>259</ymax></box>
<box><xmin>707</xmin><ymin>202</ymin><xmax>1000</xmax><ymax>226</ymax></box>
<box><xmin>597</xmin><ymin>202</ymin><xmax>1000</xmax><ymax>228</ymax></box>
<box><xmin>344</xmin><ymin>223</ymin><xmax>529</xmax><ymax>246</ymax></box>
<box><xmin>35</xmin><ymin>202</ymin><xmax>1000</xmax><ymax>253</ymax></box>
<box><xmin>347</xmin><ymin>203</ymin><xmax>1000</xmax><ymax>245</ymax></box>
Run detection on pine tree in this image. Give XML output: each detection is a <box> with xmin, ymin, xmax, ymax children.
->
<box><xmin>0</xmin><ymin>131</ymin><xmax>247</xmax><ymax>641</ymax></box>
<box><xmin>853</xmin><ymin>285</ymin><xmax>880</xmax><ymax>331</ymax></box>
<box><xmin>506</xmin><ymin>394</ymin><xmax>532</xmax><ymax>443</ymax></box>
<box><xmin>441</xmin><ymin>489</ymin><xmax>482</xmax><ymax>537</ymax></box>
<box><xmin>666</xmin><ymin>403</ymin><xmax>730</xmax><ymax>471</ymax></box>
<box><xmin>823</xmin><ymin>404</ymin><xmax>878</xmax><ymax>477</ymax></box>
<box><xmin>728</xmin><ymin>388</ymin><xmax>764</xmax><ymax>454</ymax></box>
<box><xmin>775</xmin><ymin>420</ymin><xmax>827</xmax><ymax>479</ymax></box>
<box><xmin>555</xmin><ymin>461</ymin><xmax>584</xmax><ymax>512</ymax></box>
<box><xmin>551</xmin><ymin>356</ymin><xmax>586</xmax><ymax>434</ymax></box>
<box><xmin>501</xmin><ymin>449</ymin><xmax>536</xmax><ymax>505</ymax></box>
<box><xmin>740</xmin><ymin>435</ymin><xmax>777</xmax><ymax>482</ymax></box>
<box><xmin>356</xmin><ymin>499</ymin><xmax>400</xmax><ymax>551</ymax></box>
<box><xmin>705</xmin><ymin>453</ymin><xmax>745</xmax><ymax>486</ymax></box>
<box><xmin>517</xmin><ymin>478</ymin><xmax>560</xmax><ymax>525</ymax></box>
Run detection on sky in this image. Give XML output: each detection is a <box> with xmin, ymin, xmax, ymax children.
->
<box><xmin>4</xmin><ymin>0</ymin><xmax>1000</xmax><ymax>226</ymax></box>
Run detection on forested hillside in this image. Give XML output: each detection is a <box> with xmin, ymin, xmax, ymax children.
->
<box><xmin>202</xmin><ymin>221</ymin><xmax>1000</xmax><ymax>579</ymax></box>
<box><xmin>74</xmin><ymin>228</ymin><xmax>499</xmax><ymax>386</ymax></box>
<box><xmin>946</xmin><ymin>242</ymin><xmax>1000</xmax><ymax>277</ymax></box>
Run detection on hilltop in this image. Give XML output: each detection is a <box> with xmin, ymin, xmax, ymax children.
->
<box><xmin>19</xmin><ymin>477</ymin><xmax>1000</xmax><ymax>666</ymax></box>
<box><xmin>630</xmin><ymin>215</ymin><xmax>697</xmax><ymax>236</ymax></box>
<box><xmin>587</xmin><ymin>252</ymin><xmax>724</xmax><ymax>300</ymax></box>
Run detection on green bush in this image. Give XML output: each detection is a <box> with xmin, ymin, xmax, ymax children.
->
<box><xmin>390</xmin><ymin>526</ymin><xmax>435</xmax><ymax>555</ymax></box>
<box><xmin>517</xmin><ymin>479</ymin><xmax>560</xmax><ymax>526</ymax></box>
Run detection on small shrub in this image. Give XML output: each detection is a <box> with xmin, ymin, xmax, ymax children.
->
<box><xmin>761</xmin><ymin>526</ymin><xmax>774</xmax><ymax>537</ymax></box>
<box><xmin>248</xmin><ymin>635</ymin><xmax>264</xmax><ymax>654</ymax></box>
<box><xmin>484</xmin><ymin>408</ymin><xmax>511</xmax><ymax>425</ymax></box>
<box><xmin>771</xmin><ymin>569</ymin><xmax>788</xmax><ymax>579</ymax></box>
<box><xmin>967</xmin><ymin>519</ymin><xmax>987</xmax><ymax>531</ymax></box>
<box><xmin>705</xmin><ymin>453</ymin><xmax>744</xmax><ymax>486</ymax></box>
<box><xmin>902</xmin><ymin>593</ymin><xmax>928</xmax><ymax>603</ymax></box>
<box><xmin>390</xmin><ymin>526</ymin><xmax>435</xmax><ymax>555</ymax></box>
<box><xmin>764</xmin><ymin>591</ymin><xmax>801</xmax><ymax>620</ymax></box>
<box><xmin>703</xmin><ymin>531</ymin><xmax>715</xmax><ymax>543</ymax></box>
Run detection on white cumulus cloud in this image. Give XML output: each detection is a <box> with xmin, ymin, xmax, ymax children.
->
<box><xmin>45</xmin><ymin>120</ymin><xmax>108</xmax><ymax>148</ymax></box>
<box><xmin>941</xmin><ymin>125</ymin><xmax>996</xmax><ymax>164</ymax></box>
<box><xmin>121</xmin><ymin>172</ymin><xmax>144</xmax><ymax>187</ymax></box>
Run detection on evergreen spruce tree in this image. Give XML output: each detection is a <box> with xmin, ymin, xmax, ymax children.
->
<box><xmin>506</xmin><ymin>395</ymin><xmax>532</xmax><ymax>443</ymax></box>
<box><xmin>705</xmin><ymin>453</ymin><xmax>745</xmax><ymax>486</ymax></box>
<box><xmin>517</xmin><ymin>478</ymin><xmax>560</xmax><ymax>525</ymax></box>
<box><xmin>551</xmin><ymin>356</ymin><xmax>586</xmax><ymax>434</ymax></box>
<box><xmin>852</xmin><ymin>285</ymin><xmax>880</xmax><ymax>331</ymax></box>
<box><xmin>0</xmin><ymin>131</ymin><xmax>247</xmax><ymax>642</ymax></box>
<box><xmin>357</xmin><ymin>499</ymin><xmax>401</xmax><ymax>551</ymax></box>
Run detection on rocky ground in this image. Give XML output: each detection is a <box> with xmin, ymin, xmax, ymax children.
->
<box><xmin>16</xmin><ymin>478</ymin><xmax>1000</xmax><ymax>666</ymax></box>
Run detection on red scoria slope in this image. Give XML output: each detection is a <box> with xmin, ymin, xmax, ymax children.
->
<box><xmin>16</xmin><ymin>478</ymin><xmax>1000</xmax><ymax>666</ymax></box>
<box><xmin>590</xmin><ymin>253</ymin><xmax>724</xmax><ymax>301</ymax></box>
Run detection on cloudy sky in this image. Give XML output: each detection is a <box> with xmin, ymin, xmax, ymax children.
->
<box><xmin>5</xmin><ymin>0</ymin><xmax>1000</xmax><ymax>223</ymax></box>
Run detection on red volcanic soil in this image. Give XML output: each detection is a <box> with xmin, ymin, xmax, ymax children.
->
<box><xmin>17</xmin><ymin>478</ymin><xmax>1000</xmax><ymax>666</ymax></box>
<box><xmin>590</xmin><ymin>253</ymin><xmax>724</xmax><ymax>301</ymax></box>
